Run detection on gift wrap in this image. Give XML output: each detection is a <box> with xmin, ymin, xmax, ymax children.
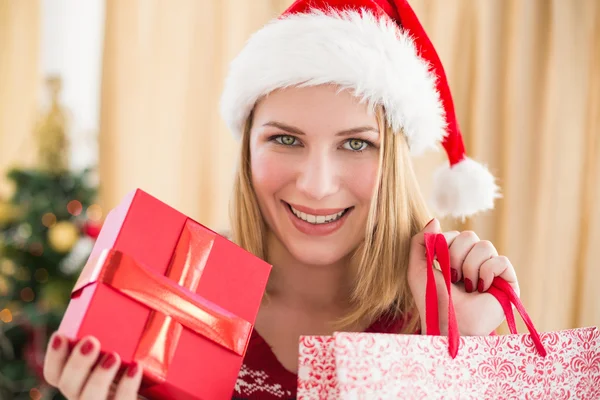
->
<box><xmin>297</xmin><ymin>233</ymin><xmax>600</xmax><ymax>399</ymax></box>
<box><xmin>58</xmin><ymin>189</ymin><xmax>272</xmax><ymax>400</ymax></box>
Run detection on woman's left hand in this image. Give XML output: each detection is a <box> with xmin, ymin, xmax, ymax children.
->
<box><xmin>407</xmin><ymin>218</ymin><xmax>520</xmax><ymax>336</ymax></box>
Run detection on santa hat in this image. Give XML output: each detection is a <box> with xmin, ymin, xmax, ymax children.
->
<box><xmin>220</xmin><ymin>0</ymin><xmax>500</xmax><ymax>219</ymax></box>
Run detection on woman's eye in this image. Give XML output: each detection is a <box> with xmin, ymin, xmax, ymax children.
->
<box><xmin>275</xmin><ymin>135</ymin><xmax>297</xmax><ymax>146</ymax></box>
<box><xmin>343</xmin><ymin>139</ymin><xmax>368</xmax><ymax>151</ymax></box>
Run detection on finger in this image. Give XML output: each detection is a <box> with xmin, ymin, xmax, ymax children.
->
<box><xmin>43</xmin><ymin>332</ymin><xmax>70</xmax><ymax>387</ymax></box>
<box><xmin>79</xmin><ymin>352</ymin><xmax>121</xmax><ymax>400</ymax></box>
<box><xmin>478</xmin><ymin>255</ymin><xmax>520</xmax><ymax>296</ymax></box>
<box><xmin>442</xmin><ymin>231</ymin><xmax>460</xmax><ymax>247</ymax></box>
<box><xmin>447</xmin><ymin>231</ymin><xmax>480</xmax><ymax>285</ymax></box>
<box><xmin>462</xmin><ymin>240</ymin><xmax>498</xmax><ymax>293</ymax></box>
<box><xmin>58</xmin><ymin>336</ymin><xmax>101</xmax><ymax>399</ymax></box>
<box><xmin>113</xmin><ymin>362</ymin><xmax>144</xmax><ymax>400</ymax></box>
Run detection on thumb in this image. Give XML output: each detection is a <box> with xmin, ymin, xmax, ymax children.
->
<box><xmin>421</xmin><ymin>217</ymin><xmax>442</xmax><ymax>234</ymax></box>
<box><xmin>408</xmin><ymin>218</ymin><xmax>445</xmax><ymax>334</ymax></box>
<box><xmin>408</xmin><ymin>218</ymin><xmax>442</xmax><ymax>282</ymax></box>
<box><xmin>411</xmin><ymin>218</ymin><xmax>442</xmax><ymax>259</ymax></box>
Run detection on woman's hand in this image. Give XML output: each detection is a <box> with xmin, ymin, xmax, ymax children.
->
<box><xmin>407</xmin><ymin>218</ymin><xmax>520</xmax><ymax>336</ymax></box>
<box><xmin>43</xmin><ymin>333</ymin><xmax>143</xmax><ymax>400</ymax></box>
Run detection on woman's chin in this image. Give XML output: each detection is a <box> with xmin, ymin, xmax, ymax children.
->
<box><xmin>285</xmin><ymin>242</ymin><xmax>354</xmax><ymax>267</ymax></box>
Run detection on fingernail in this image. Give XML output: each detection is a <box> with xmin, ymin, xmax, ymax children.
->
<box><xmin>101</xmin><ymin>353</ymin><xmax>117</xmax><ymax>369</ymax></box>
<box><xmin>464</xmin><ymin>278</ymin><xmax>473</xmax><ymax>293</ymax></box>
<box><xmin>424</xmin><ymin>218</ymin><xmax>435</xmax><ymax>228</ymax></box>
<box><xmin>478</xmin><ymin>278</ymin><xmax>485</xmax><ymax>293</ymax></box>
<box><xmin>51</xmin><ymin>336</ymin><xmax>62</xmax><ymax>350</ymax></box>
<box><xmin>127</xmin><ymin>362</ymin><xmax>139</xmax><ymax>377</ymax></box>
<box><xmin>451</xmin><ymin>269</ymin><xmax>458</xmax><ymax>283</ymax></box>
<box><xmin>80</xmin><ymin>340</ymin><xmax>94</xmax><ymax>355</ymax></box>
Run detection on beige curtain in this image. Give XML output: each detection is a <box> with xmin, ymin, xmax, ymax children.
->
<box><xmin>0</xmin><ymin>0</ymin><xmax>40</xmax><ymax>198</ymax></box>
<box><xmin>99</xmin><ymin>0</ymin><xmax>292</xmax><ymax>231</ymax></box>
<box><xmin>99</xmin><ymin>0</ymin><xmax>600</xmax><ymax>332</ymax></box>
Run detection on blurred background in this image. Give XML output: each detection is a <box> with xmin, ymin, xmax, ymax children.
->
<box><xmin>0</xmin><ymin>0</ymin><xmax>599</xmax><ymax>398</ymax></box>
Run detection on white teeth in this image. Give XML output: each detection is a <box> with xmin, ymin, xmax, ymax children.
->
<box><xmin>289</xmin><ymin>205</ymin><xmax>347</xmax><ymax>224</ymax></box>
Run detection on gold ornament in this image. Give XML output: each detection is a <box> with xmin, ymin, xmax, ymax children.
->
<box><xmin>34</xmin><ymin>75</ymin><xmax>69</xmax><ymax>174</ymax></box>
<box><xmin>0</xmin><ymin>275</ymin><xmax>10</xmax><ymax>296</ymax></box>
<box><xmin>0</xmin><ymin>201</ymin><xmax>21</xmax><ymax>225</ymax></box>
<box><xmin>40</xmin><ymin>281</ymin><xmax>71</xmax><ymax>311</ymax></box>
<box><xmin>47</xmin><ymin>220</ymin><xmax>79</xmax><ymax>253</ymax></box>
<box><xmin>0</xmin><ymin>259</ymin><xmax>16</xmax><ymax>276</ymax></box>
<box><xmin>14</xmin><ymin>266</ymin><xmax>31</xmax><ymax>281</ymax></box>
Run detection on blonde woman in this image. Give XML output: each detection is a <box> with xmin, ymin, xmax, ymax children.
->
<box><xmin>43</xmin><ymin>1</ymin><xmax>517</xmax><ymax>399</ymax></box>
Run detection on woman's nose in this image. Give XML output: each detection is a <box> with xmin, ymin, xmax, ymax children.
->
<box><xmin>296</xmin><ymin>151</ymin><xmax>340</xmax><ymax>201</ymax></box>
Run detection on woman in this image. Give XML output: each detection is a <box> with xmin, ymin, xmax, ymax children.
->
<box><xmin>43</xmin><ymin>1</ymin><xmax>517</xmax><ymax>399</ymax></box>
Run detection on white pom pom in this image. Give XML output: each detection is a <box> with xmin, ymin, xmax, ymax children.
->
<box><xmin>430</xmin><ymin>157</ymin><xmax>501</xmax><ymax>219</ymax></box>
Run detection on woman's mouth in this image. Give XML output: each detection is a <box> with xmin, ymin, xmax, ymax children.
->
<box><xmin>282</xmin><ymin>201</ymin><xmax>353</xmax><ymax>236</ymax></box>
<box><xmin>289</xmin><ymin>204</ymin><xmax>350</xmax><ymax>224</ymax></box>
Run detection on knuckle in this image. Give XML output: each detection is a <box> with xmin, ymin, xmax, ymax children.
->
<box><xmin>479</xmin><ymin>239</ymin><xmax>492</xmax><ymax>247</ymax></box>
<box><xmin>497</xmin><ymin>255</ymin><xmax>511</xmax><ymax>265</ymax></box>
<box><xmin>459</xmin><ymin>230</ymin><xmax>479</xmax><ymax>242</ymax></box>
<box><xmin>478</xmin><ymin>240</ymin><xmax>496</xmax><ymax>251</ymax></box>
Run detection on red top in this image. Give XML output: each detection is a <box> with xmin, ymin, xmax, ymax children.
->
<box><xmin>232</xmin><ymin>314</ymin><xmax>407</xmax><ymax>399</ymax></box>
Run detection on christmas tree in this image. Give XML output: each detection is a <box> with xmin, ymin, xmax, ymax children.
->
<box><xmin>0</xmin><ymin>76</ymin><xmax>102</xmax><ymax>400</ymax></box>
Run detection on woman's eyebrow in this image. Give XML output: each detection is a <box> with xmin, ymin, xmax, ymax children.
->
<box><xmin>262</xmin><ymin>121</ymin><xmax>378</xmax><ymax>137</ymax></box>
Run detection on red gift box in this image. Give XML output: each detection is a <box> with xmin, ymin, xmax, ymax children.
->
<box><xmin>58</xmin><ymin>189</ymin><xmax>271</xmax><ymax>400</ymax></box>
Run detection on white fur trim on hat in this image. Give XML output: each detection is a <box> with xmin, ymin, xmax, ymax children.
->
<box><xmin>220</xmin><ymin>9</ymin><xmax>446</xmax><ymax>156</ymax></box>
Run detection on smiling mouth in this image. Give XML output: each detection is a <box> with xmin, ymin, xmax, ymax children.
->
<box><xmin>284</xmin><ymin>202</ymin><xmax>353</xmax><ymax>225</ymax></box>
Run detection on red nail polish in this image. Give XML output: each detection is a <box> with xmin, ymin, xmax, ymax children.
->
<box><xmin>478</xmin><ymin>278</ymin><xmax>485</xmax><ymax>293</ymax></box>
<box><xmin>464</xmin><ymin>278</ymin><xmax>473</xmax><ymax>293</ymax></box>
<box><xmin>101</xmin><ymin>353</ymin><xmax>117</xmax><ymax>369</ymax></box>
<box><xmin>80</xmin><ymin>340</ymin><xmax>94</xmax><ymax>355</ymax></box>
<box><xmin>127</xmin><ymin>363</ymin><xmax>138</xmax><ymax>377</ymax></box>
<box><xmin>51</xmin><ymin>336</ymin><xmax>62</xmax><ymax>350</ymax></box>
<box><xmin>451</xmin><ymin>269</ymin><xmax>458</xmax><ymax>283</ymax></box>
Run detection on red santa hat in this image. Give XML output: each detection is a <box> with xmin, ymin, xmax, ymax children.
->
<box><xmin>220</xmin><ymin>0</ymin><xmax>500</xmax><ymax>219</ymax></box>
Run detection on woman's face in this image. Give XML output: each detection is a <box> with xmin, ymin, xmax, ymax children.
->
<box><xmin>249</xmin><ymin>85</ymin><xmax>381</xmax><ymax>265</ymax></box>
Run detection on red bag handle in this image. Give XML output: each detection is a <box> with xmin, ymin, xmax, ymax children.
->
<box><xmin>424</xmin><ymin>233</ymin><xmax>547</xmax><ymax>358</ymax></box>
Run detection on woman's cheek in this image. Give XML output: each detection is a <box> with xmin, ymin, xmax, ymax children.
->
<box><xmin>251</xmin><ymin>149</ymin><xmax>298</xmax><ymax>192</ymax></box>
<box><xmin>341</xmin><ymin>156</ymin><xmax>379</xmax><ymax>198</ymax></box>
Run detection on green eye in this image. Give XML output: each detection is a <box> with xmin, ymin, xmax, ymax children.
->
<box><xmin>276</xmin><ymin>135</ymin><xmax>297</xmax><ymax>146</ymax></box>
<box><xmin>344</xmin><ymin>139</ymin><xmax>368</xmax><ymax>151</ymax></box>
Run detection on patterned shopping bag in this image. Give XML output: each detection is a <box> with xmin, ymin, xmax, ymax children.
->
<box><xmin>298</xmin><ymin>233</ymin><xmax>600</xmax><ymax>399</ymax></box>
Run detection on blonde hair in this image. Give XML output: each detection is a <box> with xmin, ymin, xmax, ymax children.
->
<box><xmin>230</xmin><ymin>106</ymin><xmax>431</xmax><ymax>334</ymax></box>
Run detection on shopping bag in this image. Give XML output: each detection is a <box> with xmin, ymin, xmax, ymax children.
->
<box><xmin>298</xmin><ymin>233</ymin><xmax>600</xmax><ymax>399</ymax></box>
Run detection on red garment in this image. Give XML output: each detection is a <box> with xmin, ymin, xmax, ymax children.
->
<box><xmin>232</xmin><ymin>314</ymin><xmax>407</xmax><ymax>399</ymax></box>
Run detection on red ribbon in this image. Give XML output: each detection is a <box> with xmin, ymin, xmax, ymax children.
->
<box><xmin>424</xmin><ymin>232</ymin><xmax>547</xmax><ymax>358</ymax></box>
<box><xmin>424</xmin><ymin>233</ymin><xmax>459</xmax><ymax>357</ymax></box>
<box><xmin>73</xmin><ymin>221</ymin><xmax>253</xmax><ymax>383</ymax></box>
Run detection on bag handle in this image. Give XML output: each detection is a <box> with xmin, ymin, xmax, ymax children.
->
<box><xmin>424</xmin><ymin>232</ymin><xmax>547</xmax><ymax>358</ymax></box>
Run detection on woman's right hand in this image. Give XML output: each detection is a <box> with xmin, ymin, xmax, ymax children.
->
<box><xmin>43</xmin><ymin>332</ymin><xmax>143</xmax><ymax>399</ymax></box>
